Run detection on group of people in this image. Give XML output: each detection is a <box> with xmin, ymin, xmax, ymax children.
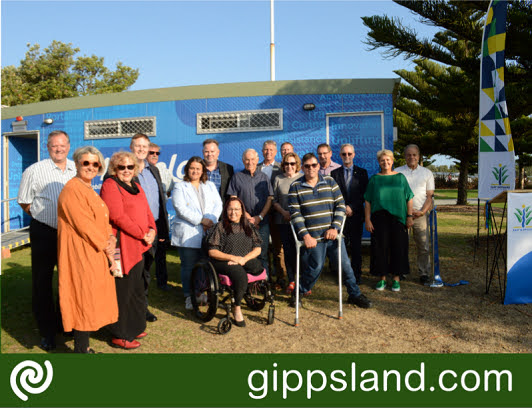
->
<box><xmin>17</xmin><ymin>129</ymin><xmax>434</xmax><ymax>352</ymax></box>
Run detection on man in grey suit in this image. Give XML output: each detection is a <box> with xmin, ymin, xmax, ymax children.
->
<box><xmin>257</xmin><ymin>140</ymin><xmax>281</xmax><ymax>182</ymax></box>
<box><xmin>202</xmin><ymin>139</ymin><xmax>234</xmax><ymax>204</ymax></box>
<box><xmin>257</xmin><ymin>140</ymin><xmax>285</xmax><ymax>286</ymax></box>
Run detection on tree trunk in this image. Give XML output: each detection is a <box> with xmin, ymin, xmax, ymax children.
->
<box><xmin>456</xmin><ymin>158</ymin><xmax>470</xmax><ymax>205</ymax></box>
<box><xmin>519</xmin><ymin>165</ymin><xmax>524</xmax><ymax>189</ymax></box>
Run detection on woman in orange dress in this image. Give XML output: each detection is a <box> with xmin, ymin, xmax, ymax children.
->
<box><xmin>57</xmin><ymin>146</ymin><xmax>118</xmax><ymax>353</ymax></box>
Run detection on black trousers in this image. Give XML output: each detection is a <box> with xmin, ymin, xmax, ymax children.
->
<box><xmin>369</xmin><ymin>210</ymin><xmax>410</xmax><ymax>278</ymax></box>
<box><xmin>142</xmin><ymin>236</ymin><xmax>157</xmax><ymax>309</ymax></box>
<box><xmin>108</xmin><ymin>259</ymin><xmax>146</xmax><ymax>341</ymax></box>
<box><xmin>29</xmin><ymin>219</ymin><xmax>60</xmax><ymax>339</ymax></box>
<box><xmin>211</xmin><ymin>258</ymin><xmax>263</xmax><ymax>306</ymax></box>
<box><xmin>73</xmin><ymin>330</ymin><xmax>90</xmax><ymax>353</ymax></box>
<box><xmin>154</xmin><ymin>238</ymin><xmax>168</xmax><ymax>287</ymax></box>
<box><xmin>345</xmin><ymin>215</ymin><xmax>364</xmax><ymax>278</ymax></box>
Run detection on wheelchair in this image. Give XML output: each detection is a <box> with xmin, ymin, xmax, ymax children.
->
<box><xmin>190</xmin><ymin>259</ymin><xmax>275</xmax><ymax>334</ymax></box>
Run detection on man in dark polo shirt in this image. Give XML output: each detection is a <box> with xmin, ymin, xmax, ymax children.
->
<box><xmin>227</xmin><ymin>148</ymin><xmax>273</xmax><ymax>276</ymax></box>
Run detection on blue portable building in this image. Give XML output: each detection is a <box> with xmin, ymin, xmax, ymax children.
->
<box><xmin>1</xmin><ymin>78</ymin><xmax>399</xmax><ymax>235</ymax></box>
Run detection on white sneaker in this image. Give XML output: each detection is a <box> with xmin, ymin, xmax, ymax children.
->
<box><xmin>196</xmin><ymin>293</ymin><xmax>208</xmax><ymax>304</ymax></box>
<box><xmin>185</xmin><ymin>296</ymin><xmax>193</xmax><ymax>310</ymax></box>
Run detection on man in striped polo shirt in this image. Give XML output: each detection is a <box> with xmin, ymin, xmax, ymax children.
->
<box><xmin>288</xmin><ymin>153</ymin><xmax>372</xmax><ymax>309</ymax></box>
<box><xmin>18</xmin><ymin>130</ymin><xmax>77</xmax><ymax>351</ymax></box>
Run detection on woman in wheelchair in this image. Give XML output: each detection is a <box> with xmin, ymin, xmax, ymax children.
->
<box><xmin>206</xmin><ymin>197</ymin><xmax>263</xmax><ymax>327</ymax></box>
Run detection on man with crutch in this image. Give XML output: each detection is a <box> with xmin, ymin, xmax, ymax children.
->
<box><xmin>287</xmin><ymin>153</ymin><xmax>372</xmax><ymax>310</ymax></box>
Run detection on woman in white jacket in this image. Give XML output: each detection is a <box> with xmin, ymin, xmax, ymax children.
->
<box><xmin>171</xmin><ymin>156</ymin><xmax>222</xmax><ymax>310</ymax></box>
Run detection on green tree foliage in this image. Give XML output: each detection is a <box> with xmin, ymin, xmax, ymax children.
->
<box><xmin>362</xmin><ymin>0</ymin><xmax>531</xmax><ymax>204</ymax></box>
<box><xmin>1</xmin><ymin>41</ymin><xmax>139</xmax><ymax>106</ymax></box>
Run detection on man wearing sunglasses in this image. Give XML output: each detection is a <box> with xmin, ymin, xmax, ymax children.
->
<box><xmin>147</xmin><ymin>143</ymin><xmax>175</xmax><ymax>196</ymax></box>
<box><xmin>17</xmin><ymin>130</ymin><xmax>77</xmax><ymax>351</ymax></box>
<box><xmin>331</xmin><ymin>144</ymin><xmax>368</xmax><ymax>284</ymax></box>
<box><xmin>129</xmin><ymin>134</ymin><xmax>170</xmax><ymax>320</ymax></box>
<box><xmin>288</xmin><ymin>153</ymin><xmax>372</xmax><ymax>309</ymax></box>
<box><xmin>147</xmin><ymin>142</ymin><xmax>175</xmax><ymax>293</ymax></box>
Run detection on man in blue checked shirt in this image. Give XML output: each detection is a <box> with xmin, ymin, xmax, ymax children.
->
<box><xmin>288</xmin><ymin>153</ymin><xmax>372</xmax><ymax>309</ymax></box>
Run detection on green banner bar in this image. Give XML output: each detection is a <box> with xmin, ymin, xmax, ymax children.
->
<box><xmin>0</xmin><ymin>354</ymin><xmax>528</xmax><ymax>407</ymax></box>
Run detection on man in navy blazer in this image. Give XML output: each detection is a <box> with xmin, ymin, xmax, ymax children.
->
<box><xmin>202</xmin><ymin>139</ymin><xmax>234</xmax><ymax>204</ymax></box>
<box><xmin>331</xmin><ymin>144</ymin><xmax>368</xmax><ymax>284</ymax></box>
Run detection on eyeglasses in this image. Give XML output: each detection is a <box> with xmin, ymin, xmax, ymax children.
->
<box><xmin>303</xmin><ymin>163</ymin><xmax>319</xmax><ymax>169</ymax></box>
<box><xmin>283</xmin><ymin>162</ymin><xmax>297</xmax><ymax>166</ymax></box>
<box><xmin>341</xmin><ymin>152</ymin><xmax>354</xmax><ymax>156</ymax></box>
<box><xmin>81</xmin><ymin>161</ymin><xmax>101</xmax><ymax>169</ymax></box>
<box><xmin>148</xmin><ymin>151</ymin><xmax>161</xmax><ymax>156</ymax></box>
<box><xmin>117</xmin><ymin>164</ymin><xmax>135</xmax><ymax>171</ymax></box>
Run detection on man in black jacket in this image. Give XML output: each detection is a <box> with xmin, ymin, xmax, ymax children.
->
<box><xmin>202</xmin><ymin>139</ymin><xmax>234</xmax><ymax>204</ymax></box>
<box><xmin>130</xmin><ymin>133</ymin><xmax>169</xmax><ymax>322</ymax></box>
<box><xmin>331</xmin><ymin>144</ymin><xmax>368</xmax><ymax>284</ymax></box>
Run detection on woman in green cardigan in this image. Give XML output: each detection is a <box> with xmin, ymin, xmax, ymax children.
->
<box><xmin>364</xmin><ymin>149</ymin><xmax>414</xmax><ymax>292</ymax></box>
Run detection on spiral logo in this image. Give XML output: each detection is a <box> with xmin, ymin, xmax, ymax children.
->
<box><xmin>10</xmin><ymin>360</ymin><xmax>53</xmax><ymax>401</ymax></box>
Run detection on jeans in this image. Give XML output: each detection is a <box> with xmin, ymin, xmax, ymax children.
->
<box><xmin>257</xmin><ymin>222</ymin><xmax>270</xmax><ymax>277</ymax></box>
<box><xmin>178</xmin><ymin>247</ymin><xmax>203</xmax><ymax>298</ymax></box>
<box><xmin>300</xmin><ymin>238</ymin><xmax>361</xmax><ymax>298</ymax></box>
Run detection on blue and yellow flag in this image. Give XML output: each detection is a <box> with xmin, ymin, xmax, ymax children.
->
<box><xmin>478</xmin><ymin>0</ymin><xmax>515</xmax><ymax>199</ymax></box>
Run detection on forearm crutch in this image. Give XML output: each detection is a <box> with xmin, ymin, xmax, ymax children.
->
<box><xmin>290</xmin><ymin>217</ymin><xmax>346</xmax><ymax>326</ymax></box>
<box><xmin>289</xmin><ymin>222</ymin><xmax>303</xmax><ymax>327</ymax></box>
<box><xmin>337</xmin><ymin>217</ymin><xmax>346</xmax><ymax>319</ymax></box>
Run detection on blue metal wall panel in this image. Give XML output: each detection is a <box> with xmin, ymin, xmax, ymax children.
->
<box><xmin>1</xmin><ymin>90</ymin><xmax>395</xmax><ymax>232</ymax></box>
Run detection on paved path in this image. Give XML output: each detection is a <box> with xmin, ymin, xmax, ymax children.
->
<box><xmin>434</xmin><ymin>199</ymin><xmax>478</xmax><ymax>206</ymax></box>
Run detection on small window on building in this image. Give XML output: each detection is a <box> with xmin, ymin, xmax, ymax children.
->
<box><xmin>197</xmin><ymin>109</ymin><xmax>283</xmax><ymax>134</ymax></box>
<box><xmin>84</xmin><ymin>117</ymin><xmax>156</xmax><ymax>140</ymax></box>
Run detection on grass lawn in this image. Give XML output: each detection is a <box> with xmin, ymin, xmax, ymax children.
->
<box><xmin>434</xmin><ymin>189</ymin><xmax>478</xmax><ymax>200</ymax></box>
<box><xmin>2</xmin><ymin>210</ymin><xmax>530</xmax><ymax>354</ymax></box>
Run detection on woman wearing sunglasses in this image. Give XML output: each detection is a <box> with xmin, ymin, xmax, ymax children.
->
<box><xmin>272</xmin><ymin>152</ymin><xmax>302</xmax><ymax>293</ymax></box>
<box><xmin>100</xmin><ymin>151</ymin><xmax>157</xmax><ymax>350</ymax></box>
<box><xmin>57</xmin><ymin>146</ymin><xmax>119</xmax><ymax>353</ymax></box>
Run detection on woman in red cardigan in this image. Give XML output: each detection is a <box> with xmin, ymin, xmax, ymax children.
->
<box><xmin>101</xmin><ymin>151</ymin><xmax>156</xmax><ymax>350</ymax></box>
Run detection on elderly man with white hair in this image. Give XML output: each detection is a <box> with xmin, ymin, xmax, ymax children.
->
<box><xmin>227</xmin><ymin>148</ymin><xmax>273</xmax><ymax>275</ymax></box>
<box><xmin>395</xmin><ymin>144</ymin><xmax>435</xmax><ymax>285</ymax></box>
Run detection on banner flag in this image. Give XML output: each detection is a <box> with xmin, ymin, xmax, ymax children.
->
<box><xmin>505</xmin><ymin>192</ymin><xmax>532</xmax><ymax>304</ymax></box>
<box><xmin>478</xmin><ymin>0</ymin><xmax>515</xmax><ymax>200</ymax></box>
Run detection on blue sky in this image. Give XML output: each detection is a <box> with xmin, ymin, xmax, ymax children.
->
<box><xmin>1</xmin><ymin>0</ymin><xmax>455</xmax><ymax>164</ymax></box>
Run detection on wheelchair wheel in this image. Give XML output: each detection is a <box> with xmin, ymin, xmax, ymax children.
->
<box><xmin>218</xmin><ymin>317</ymin><xmax>232</xmax><ymax>335</ymax></box>
<box><xmin>267</xmin><ymin>305</ymin><xmax>275</xmax><ymax>325</ymax></box>
<box><xmin>244</xmin><ymin>281</ymin><xmax>267</xmax><ymax>311</ymax></box>
<box><xmin>190</xmin><ymin>261</ymin><xmax>219</xmax><ymax>322</ymax></box>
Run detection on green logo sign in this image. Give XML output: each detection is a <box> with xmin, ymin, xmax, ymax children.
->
<box><xmin>492</xmin><ymin>164</ymin><xmax>509</xmax><ymax>185</ymax></box>
<box><xmin>514</xmin><ymin>204</ymin><xmax>532</xmax><ymax>228</ymax></box>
